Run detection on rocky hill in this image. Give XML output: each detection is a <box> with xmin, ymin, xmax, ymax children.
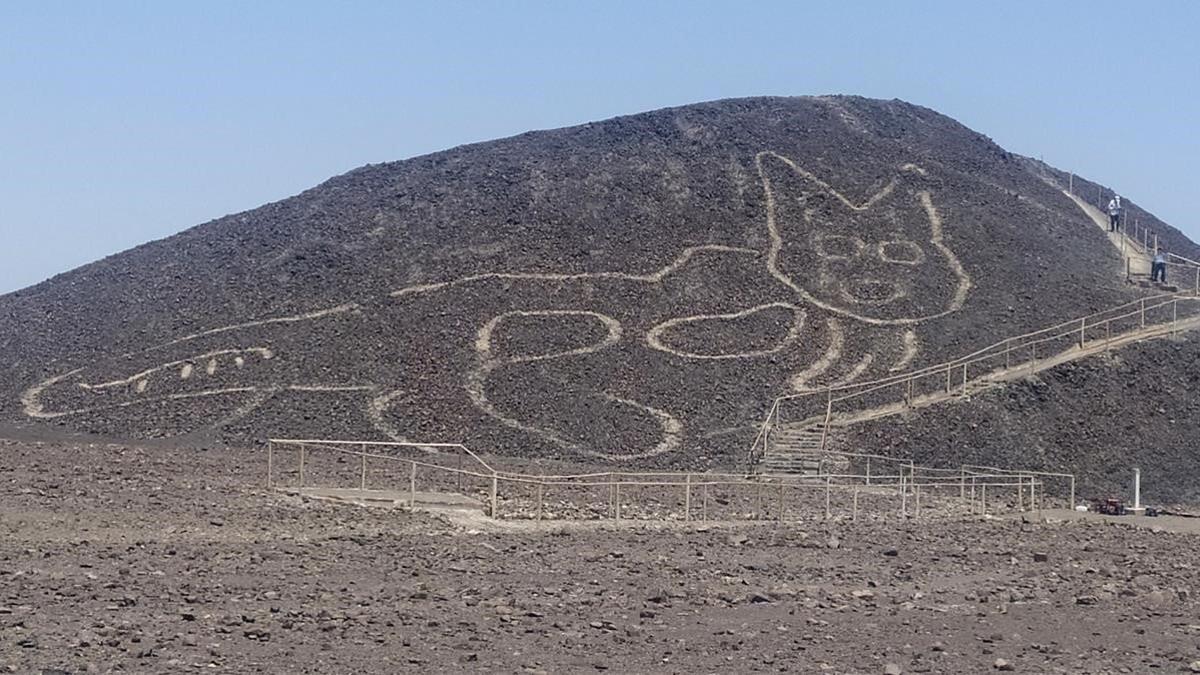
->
<box><xmin>848</xmin><ymin>333</ymin><xmax>1200</xmax><ymax>503</ymax></box>
<box><xmin>0</xmin><ymin>96</ymin><xmax>1181</xmax><ymax>469</ymax></box>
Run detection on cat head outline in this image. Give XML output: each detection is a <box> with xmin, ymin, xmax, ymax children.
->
<box><xmin>756</xmin><ymin>151</ymin><xmax>971</xmax><ymax>325</ymax></box>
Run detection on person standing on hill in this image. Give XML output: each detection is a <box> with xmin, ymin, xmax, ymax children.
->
<box><xmin>1152</xmin><ymin>250</ymin><xmax>1167</xmax><ymax>283</ymax></box>
<box><xmin>1107</xmin><ymin>195</ymin><xmax>1122</xmax><ymax>232</ymax></box>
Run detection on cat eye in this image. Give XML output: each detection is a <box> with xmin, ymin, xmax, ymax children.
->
<box><xmin>812</xmin><ymin>234</ymin><xmax>865</xmax><ymax>260</ymax></box>
<box><xmin>878</xmin><ymin>240</ymin><xmax>925</xmax><ymax>265</ymax></box>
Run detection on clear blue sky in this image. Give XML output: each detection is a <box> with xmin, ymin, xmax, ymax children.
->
<box><xmin>2</xmin><ymin>0</ymin><xmax>1197</xmax><ymax>294</ymax></box>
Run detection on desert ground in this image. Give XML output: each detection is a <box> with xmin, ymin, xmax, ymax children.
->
<box><xmin>3</xmin><ymin>438</ymin><xmax>1200</xmax><ymax>674</ymax></box>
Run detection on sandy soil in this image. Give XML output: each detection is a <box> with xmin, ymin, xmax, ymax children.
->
<box><xmin>3</xmin><ymin>439</ymin><xmax>1200</xmax><ymax>674</ymax></box>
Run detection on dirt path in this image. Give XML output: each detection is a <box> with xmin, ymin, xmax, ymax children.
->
<box><xmin>1064</xmin><ymin>189</ymin><xmax>1152</xmax><ymax>276</ymax></box>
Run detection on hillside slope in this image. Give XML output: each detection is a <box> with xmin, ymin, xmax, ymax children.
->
<box><xmin>848</xmin><ymin>330</ymin><xmax>1200</xmax><ymax>503</ymax></box>
<box><xmin>0</xmin><ymin>96</ymin><xmax>1173</xmax><ymax>467</ymax></box>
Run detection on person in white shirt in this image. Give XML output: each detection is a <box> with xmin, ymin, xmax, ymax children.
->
<box><xmin>1107</xmin><ymin>195</ymin><xmax>1122</xmax><ymax>232</ymax></box>
<box><xmin>1152</xmin><ymin>250</ymin><xmax>1167</xmax><ymax>283</ymax></box>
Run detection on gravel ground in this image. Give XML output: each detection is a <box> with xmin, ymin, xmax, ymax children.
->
<box><xmin>3</xmin><ymin>439</ymin><xmax>1200</xmax><ymax>674</ymax></box>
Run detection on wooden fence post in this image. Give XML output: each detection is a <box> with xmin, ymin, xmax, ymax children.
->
<box><xmin>1140</xmin><ymin>298</ymin><xmax>1146</xmax><ymax>327</ymax></box>
<box><xmin>961</xmin><ymin>363</ymin><xmax>968</xmax><ymax>396</ymax></box>
<box><xmin>266</xmin><ymin>441</ymin><xmax>274</xmax><ymax>490</ymax></box>
<box><xmin>298</xmin><ymin>443</ymin><xmax>305</xmax><ymax>488</ymax></box>
<box><xmin>824</xmin><ymin>475</ymin><xmax>832</xmax><ymax>518</ymax></box>
<box><xmin>1079</xmin><ymin>318</ymin><xmax>1086</xmax><ymax>348</ymax></box>
<box><xmin>360</xmin><ymin>449</ymin><xmax>367</xmax><ymax>490</ymax></box>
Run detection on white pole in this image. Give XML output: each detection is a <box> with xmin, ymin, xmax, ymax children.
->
<box><xmin>1133</xmin><ymin>467</ymin><xmax>1142</xmax><ymax>512</ymax></box>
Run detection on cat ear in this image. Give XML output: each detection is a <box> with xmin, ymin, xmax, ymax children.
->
<box><xmin>757</xmin><ymin>151</ymin><xmax>926</xmax><ymax>213</ymax></box>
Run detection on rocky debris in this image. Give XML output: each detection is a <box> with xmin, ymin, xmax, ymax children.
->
<box><xmin>1</xmin><ymin>440</ymin><xmax>1199</xmax><ymax>672</ymax></box>
<box><xmin>0</xmin><ymin>96</ymin><xmax>1158</xmax><ymax>471</ymax></box>
<box><xmin>851</xmin><ymin>336</ymin><xmax>1200</xmax><ymax>503</ymax></box>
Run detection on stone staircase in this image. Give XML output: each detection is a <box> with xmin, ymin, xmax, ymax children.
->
<box><xmin>761</xmin><ymin>424</ymin><xmax>847</xmax><ymax>475</ymax></box>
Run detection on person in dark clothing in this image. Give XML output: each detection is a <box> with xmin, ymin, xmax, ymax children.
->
<box><xmin>1107</xmin><ymin>195</ymin><xmax>1122</xmax><ymax>232</ymax></box>
<box><xmin>1152</xmin><ymin>251</ymin><xmax>1167</xmax><ymax>283</ymax></box>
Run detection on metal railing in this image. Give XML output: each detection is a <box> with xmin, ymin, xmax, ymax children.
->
<box><xmin>748</xmin><ymin>293</ymin><xmax>1200</xmax><ymax>471</ymax></box>
<box><xmin>266</xmin><ymin>438</ymin><xmax>1064</xmax><ymax>522</ymax></box>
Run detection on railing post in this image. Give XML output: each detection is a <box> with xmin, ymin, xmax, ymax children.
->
<box><xmin>298</xmin><ymin>443</ymin><xmax>305</xmax><ymax>488</ymax></box>
<box><xmin>820</xmin><ymin>391</ymin><xmax>833</xmax><ymax>453</ymax></box>
<box><xmin>945</xmin><ymin>364</ymin><xmax>952</xmax><ymax>393</ymax></box>
<box><xmin>1079</xmin><ymin>318</ymin><xmax>1086</xmax><ymax>348</ymax></box>
<box><xmin>900</xmin><ymin>469</ymin><xmax>907</xmax><ymax>516</ymax></box>
<box><xmin>756</xmin><ymin>482</ymin><xmax>764</xmax><ymax>520</ymax></box>
<box><xmin>614</xmin><ymin>483</ymin><xmax>621</xmax><ymax>522</ymax></box>
<box><xmin>1004</xmin><ymin>341</ymin><xmax>1011</xmax><ymax>369</ymax></box>
<box><xmin>536</xmin><ymin>476</ymin><xmax>544</xmax><ymax>522</ymax></box>
<box><xmin>409</xmin><ymin>461</ymin><xmax>417</xmax><ymax>509</ymax></box>
<box><xmin>1194</xmin><ymin>266</ymin><xmax>1199</xmax><ymax>295</ymax></box>
<box><xmin>824</xmin><ymin>475</ymin><xmax>831</xmax><ymax>519</ymax></box>
<box><xmin>702</xmin><ymin>483</ymin><xmax>709</xmax><ymax>521</ymax></box>
<box><xmin>1140</xmin><ymin>298</ymin><xmax>1146</xmax><ymax>327</ymax></box>
<box><xmin>777</xmin><ymin>481</ymin><xmax>785</xmax><ymax>522</ymax></box>
<box><xmin>961</xmin><ymin>363</ymin><xmax>968</xmax><ymax>396</ymax></box>
<box><xmin>684</xmin><ymin>474</ymin><xmax>692</xmax><ymax>521</ymax></box>
<box><xmin>490</xmin><ymin>472</ymin><xmax>499</xmax><ymax>518</ymax></box>
<box><xmin>1173</xmin><ymin>298</ymin><xmax>1178</xmax><ymax>334</ymax></box>
<box><xmin>266</xmin><ymin>441</ymin><xmax>274</xmax><ymax>490</ymax></box>
<box><xmin>982</xmin><ymin>483</ymin><xmax>988</xmax><ymax>515</ymax></box>
<box><xmin>865</xmin><ymin>457</ymin><xmax>871</xmax><ymax>486</ymax></box>
<box><xmin>360</xmin><ymin>447</ymin><xmax>367</xmax><ymax>491</ymax></box>
<box><xmin>1070</xmin><ymin>476</ymin><xmax>1076</xmax><ymax>509</ymax></box>
<box><xmin>1126</xmin><ymin>256</ymin><xmax>1131</xmax><ymax>281</ymax></box>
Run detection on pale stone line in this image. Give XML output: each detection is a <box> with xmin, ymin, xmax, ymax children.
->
<box><xmin>919</xmin><ymin>191</ymin><xmax>972</xmax><ymax>312</ymax></box>
<box><xmin>829</xmin><ymin>354</ymin><xmax>875</xmax><ymax>387</ymax></box>
<box><xmin>756</xmin><ymin>151</ymin><xmax>972</xmax><ymax>326</ymax></box>
<box><xmin>79</xmin><ymin>348</ymin><xmax>273</xmax><ymax>391</ymax></box>
<box><xmin>287</xmin><ymin>385</ymin><xmax>376</xmax><ymax>392</ymax></box>
<box><xmin>644</xmin><ymin>303</ymin><xmax>806</xmax><ymax>360</ymax></box>
<box><xmin>891</xmin><ymin>329</ymin><xmax>919</xmax><ymax>371</ymax></box>
<box><xmin>147</xmin><ymin>303</ymin><xmax>359</xmax><ymax>352</ymax></box>
<box><xmin>475</xmin><ymin>310</ymin><xmax>622</xmax><ymax>363</ymax></box>
<box><xmin>389</xmin><ymin>245</ymin><xmax>758</xmax><ymax>298</ymax></box>
<box><xmin>789</xmin><ymin>318</ymin><xmax>844</xmax><ymax>391</ymax></box>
